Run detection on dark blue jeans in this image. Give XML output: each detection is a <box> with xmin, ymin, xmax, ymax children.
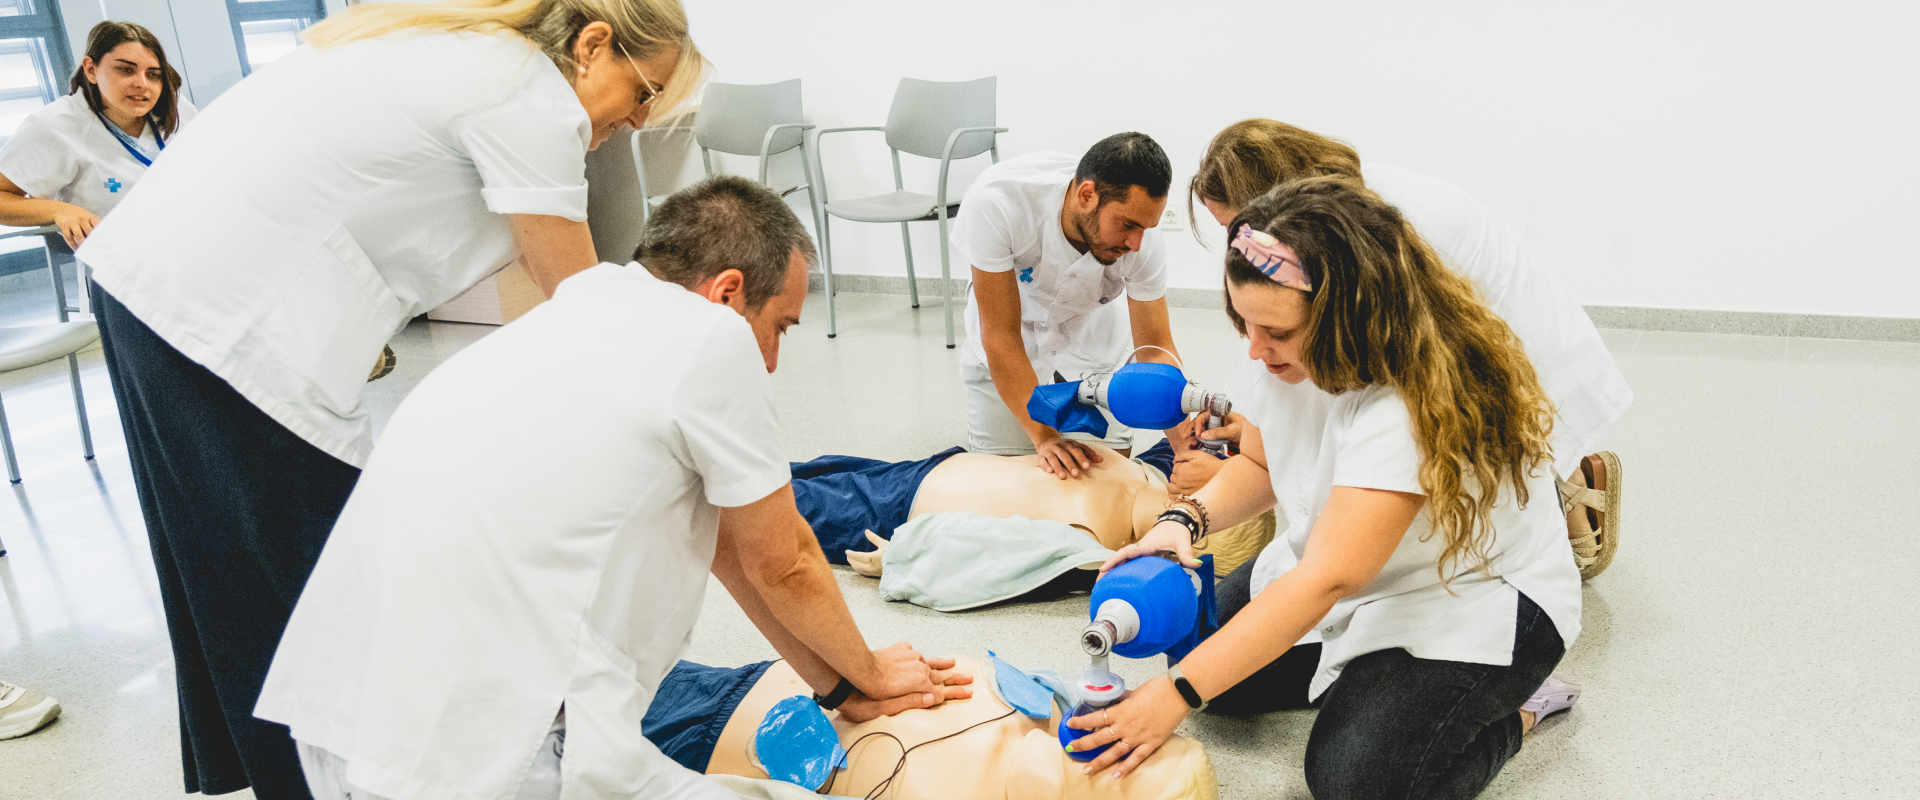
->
<box><xmin>1211</xmin><ymin>561</ymin><xmax>1566</xmax><ymax>800</ymax></box>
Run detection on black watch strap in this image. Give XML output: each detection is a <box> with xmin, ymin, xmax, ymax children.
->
<box><xmin>814</xmin><ymin>677</ymin><xmax>856</xmax><ymax>711</ymax></box>
<box><xmin>1168</xmin><ymin>664</ymin><xmax>1207</xmax><ymax>711</ymax></box>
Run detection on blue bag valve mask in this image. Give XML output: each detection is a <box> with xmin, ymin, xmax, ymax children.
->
<box><xmin>1026</xmin><ymin>380</ymin><xmax>1109</xmax><ymax>437</ymax></box>
<box><xmin>754</xmin><ymin>695</ymin><xmax>847</xmax><ymax>790</ymax></box>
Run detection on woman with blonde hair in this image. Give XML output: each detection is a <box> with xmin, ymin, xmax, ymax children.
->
<box><xmin>1179</xmin><ymin>119</ymin><xmax>1630</xmax><ymax>581</ymax></box>
<box><xmin>1069</xmin><ymin>177</ymin><xmax>1583</xmax><ymax>799</ymax></box>
<box><xmin>70</xmin><ymin>1</ymin><xmax>701</xmax><ymax>797</ymax></box>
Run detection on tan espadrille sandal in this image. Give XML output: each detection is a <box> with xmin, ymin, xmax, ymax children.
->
<box><xmin>1559</xmin><ymin>452</ymin><xmax>1621</xmax><ymax>580</ymax></box>
<box><xmin>368</xmin><ymin>344</ymin><xmax>398</xmax><ymax>382</ymax></box>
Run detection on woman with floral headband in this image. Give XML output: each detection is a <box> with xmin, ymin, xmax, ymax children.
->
<box><xmin>1176</xmin><ymin>118</ymin><xmax>1629</xmax><ymax>582</ymax></box>
<box><xmin>1067</xmin><ymin>176</ymin><xmax>1582</xmax><ymax>800</ymax></box>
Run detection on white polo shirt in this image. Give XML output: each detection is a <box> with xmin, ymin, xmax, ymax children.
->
<box><xmin>78</xmin><ymin>31</ymin><xmax>592</xmax><ymax>467</ymax></box>
<box><xmin>0</xmin><ymin>93</ymin><xmax>198</xmax><ymax>217</ymax></box>
<box><xmin>255</xmin><ymin>263</ymin><xmax>788</xmax><ymax>800</ymax></box>
<box><xmin>952</xmin><ymin>152</ymin><xmax>1169</xmax><ymax>383</ymax></box>
<box><xmin>1233</xmin><ymin>376</ymin><xmax>1583</xmax><ymax>700</ymax></box>
<box><xmin>1365</xmin><ymin>162</ymin><xmax>1632</xmax><ymax>478</ymax></box>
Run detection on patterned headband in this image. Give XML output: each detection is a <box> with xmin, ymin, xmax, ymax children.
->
<box><xmin>1230</xmin><ymin>224</ymin><xmax>1313</xmax><ymax>292</ymax></box>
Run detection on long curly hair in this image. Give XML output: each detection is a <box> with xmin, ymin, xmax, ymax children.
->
<box><xmin>1226</xmin><ymin>176</ymin><xmax>1555</xmax><ymax>583</ymax></box>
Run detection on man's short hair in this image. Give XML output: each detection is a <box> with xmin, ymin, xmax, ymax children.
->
<box><xmin>632</xmin><ymin>176</ymin><xmax>816</xmax><ymax>310</ymax></box>
<box><xmin>1074</xmin><ymin>132</ymin><xmax>1173</xmax><ymax>206</ymax></box>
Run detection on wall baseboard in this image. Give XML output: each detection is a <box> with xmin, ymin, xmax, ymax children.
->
<box><xmin>1582</xmin><ymin>305</ymin><xmax>1920</xmax><ymax>343</ymax></box>
<box><xmin>809</xmin><ymin>274</ymin><xmax>1920</xmax><ymax>344</ymax></box>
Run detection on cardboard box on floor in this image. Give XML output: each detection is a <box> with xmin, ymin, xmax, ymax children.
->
<box><xmin>427</xmin><ymin>261</ymin><xmax>545</xmax><ymax>325</ymax></box>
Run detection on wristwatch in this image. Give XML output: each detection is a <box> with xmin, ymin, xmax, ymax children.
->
<box><xmin>1167</xmin><ymin>664</ymin><xmax>1208</xmax><ymax>711</ymax></box>
<box><xmin>814</xmin><ymin>677</ymin><xmax>856</xmax><ymax>711</ymax></box>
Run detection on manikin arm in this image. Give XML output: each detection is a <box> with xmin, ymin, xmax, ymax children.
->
<box><xmin>716</xmin><ymin>485</ymin><xmax>940</xmax><ymax>709</ymax></box>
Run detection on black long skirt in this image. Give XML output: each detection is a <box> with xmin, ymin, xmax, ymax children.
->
<box><xmin>91</xmin><ymin>285</ymin><xmax>360</xmax><ymax>798</ymax></box>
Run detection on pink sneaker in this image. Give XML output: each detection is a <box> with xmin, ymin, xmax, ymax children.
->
<box><xmin>1522</xmin><ymin>674</ymin><xmax>1581</xmax><ymax>722</ymax></box>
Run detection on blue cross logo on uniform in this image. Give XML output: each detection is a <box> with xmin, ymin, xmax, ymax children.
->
<box><xmin>104</xmin><ymin>178</ymin><xmax>122</xmax><ymax>193</ymax></box>
<box><xmin>1018</xmin><ymin>267</ymin><xmax>1034</xmax><ymax>283</ymax></box>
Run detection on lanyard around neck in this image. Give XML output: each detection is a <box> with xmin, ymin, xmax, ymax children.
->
<box><xmin>96</xmin><ymin>110</ymin><xmax>165</xmax><ymax>168</ymax></box>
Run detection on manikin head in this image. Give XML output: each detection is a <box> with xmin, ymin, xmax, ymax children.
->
<box><xmin>72</xmin><ymin>21</ymin><xmax>181</xmax><ymax>137</ymax></box>
<box><xmin>1063</xmin><ymin>132</ymin><xmax>1173</xmax><ymax>265</ymax></box>
<box><xmin>634</xmin><ymin>176</ymin><xmax>816</xmax><ymax>373</ymax></box>
<box><xmin>304</xmin><ymin>0</ymin><xmax>708</xmax><ymax>150</ymax></box>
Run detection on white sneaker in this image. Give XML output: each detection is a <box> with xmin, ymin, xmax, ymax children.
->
<box><xmin>0</xmin><ymin>679</ymin><xmax>61</xmax><ymax>739</ymax></box>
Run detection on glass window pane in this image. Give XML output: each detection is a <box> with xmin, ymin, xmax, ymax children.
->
<box><xmin>0</xmin><ymin>37</ymin><xmax>58</xmax><ymax>143</ymax></box>
<box><xmin>240</xmin><ymin>18</ymin><xmax>311</xmax><ymax>71</ymax></box>
<box><xmin>0</xmin><ymin>0</ymin><xmax>34</xmax><ymax>18</ymax></box>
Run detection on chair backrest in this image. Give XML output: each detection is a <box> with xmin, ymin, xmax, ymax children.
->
<box><xmin>694</xmin><ymin>80</ymin><xmax>806</xmax><ymax>157</ymax></box>
<box><xmin>884</xmin><ymin>77</ymin><xmax>996</xmax><ymax>161</ymax></box>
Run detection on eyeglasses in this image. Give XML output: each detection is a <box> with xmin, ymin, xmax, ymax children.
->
<box><xmin>616</xmin><ymin>42</ymin><xmax>662</xmax><ymax>109</ymax></box>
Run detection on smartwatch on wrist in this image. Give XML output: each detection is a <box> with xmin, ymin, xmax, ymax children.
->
<box><xmin>813</xmin><ymin>677</ymin><xmax>856</xmax><ymax>711</ymax></box>
<box><xmin>1167</xmin><ymin>664</ymin><xmax>1208</xmax><ymax>711</ymax></box>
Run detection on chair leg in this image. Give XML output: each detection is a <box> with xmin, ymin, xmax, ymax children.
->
<box><xmin>0</xmin><ymin>392</ymin><xmax>21</xmax><ymax>484</ymax></box>
<box><xmin>0</xmin><ymin>520</ymin><xmax>7</xmax><ymax>556</ymax></box>
<box><xmin>66</xmin><ymin>353</ymin><xmax>93</xmax><ymax>459</ymax></box>
<box><xmin>937</xmin><ymin>208</ymin><xmax>956</xmax><ymax>349</ymax></box>
<box><xmin>898</xmin><ymin>222</ymin><xmax>920</xmax><ymax>309</ymax></box>
<box><xmin>46</xmin><ymin>243</ymin><xmax>69</xmax><ymax>323</ymax></box>
<box><xmin>820</xmin><ymin>214</ymin><xmax>839</xmax><ymax>338</ymax></box>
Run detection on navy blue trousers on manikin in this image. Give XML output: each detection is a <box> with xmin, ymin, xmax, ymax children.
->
<box><xmin>92</xmin><ymin>286</ymin><xmax>359</xmax><ymax>799</ymax></box>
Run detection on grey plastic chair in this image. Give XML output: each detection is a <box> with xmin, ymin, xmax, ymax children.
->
<box><xmin>813</xmin><ymin>77</ymin><xmax>1006</xmax><ymax>347</ymax></box>
<box><xmin>0</xmin><ymin>320</ymin><xmax>98</xmax><ymax>485</ymax></box>
<box><xmin>632</xmin><ymin>80</ymin><xmax>825</xmax><ymax>239</ymax></box>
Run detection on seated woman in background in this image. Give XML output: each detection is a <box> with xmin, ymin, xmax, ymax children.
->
<box><xmin>642</xmin><ymin>655</ymin><xmax>1218</xmax><ymax>800</ymax></box>
<box><xmin>0</xmin><ymin>21</ymin><xmax>193</xmax><ymax>248</ymax></box>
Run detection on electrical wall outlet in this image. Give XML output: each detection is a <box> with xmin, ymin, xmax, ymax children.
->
<box><xmin>1159</xmin><ymin>207</ymin><xmax>1186</xmax><ymax>232</ymax></box>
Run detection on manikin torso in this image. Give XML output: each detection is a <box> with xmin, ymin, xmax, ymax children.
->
<box><xmin>906</xmin><ymin>444</ymin><xmax>1171</xmax><ymax>551</ymax></box>
<box><xmin>706</xmin><ymin>657</ymin><xmax>1217</xmax><ymax>800</ymax></box>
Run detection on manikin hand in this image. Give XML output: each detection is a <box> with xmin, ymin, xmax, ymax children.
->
<box><xmin>1098</xmin><ymin>520</ymin><xmax>1198</xmax><ymax>577</ymax></box>
<box><xmin>1031</xmin><ymin>427</ymin><xmax>1102</xmax><ymax>480</ymax></box>
<box><xmin>838</xmin><ymin>655</ymin><xmax>975</xmax><ymax>723</ymax></box>
<box><xmin>846</xmin><ymin>531</ymin><xmax>888</xmax><ymax>578</ymax></box>
<box><xmin>50</xmin><ymin>202</ymin><xmax>99</xmax><ymax>248</ymax></box>
<box><xmin>1064</xmin><ymin>675</ymin><xmax>1191</xmax><ymax>780</ymax></box>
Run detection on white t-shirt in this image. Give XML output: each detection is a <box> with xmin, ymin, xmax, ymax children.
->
<box><xmin>1365</xmin><ymin>162</ymin><xmax>1632</xmax><ymax>478</ymax></box>
<box><xmin>0</xmin><ymin>93</ymin><xmax>198</xmax><ymax>217</ymax></box>
<box><xmin>1233</xmin><ymin>375</ymin><xmax>1583</xmax><ymax>700</ymax></box>
<box><xmin>78</xmin><ymin>32</ymin><xmax>592</xmax><ymax>467</ymax></box>
<box><xmin>952</xmin><ymin>152</ymin><xmax>1169</xmax><ymax>383</ymax></box>
<box><xmin>255</xmin><ymin>264</ymin><xmax>788</xmax><ymax>800</ymax></box>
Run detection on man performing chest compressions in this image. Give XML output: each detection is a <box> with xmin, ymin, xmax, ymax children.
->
<box><xmin>954</xmin><ymin>132</ymin><xmax>1183</xmax><ymax>477</ymax></box>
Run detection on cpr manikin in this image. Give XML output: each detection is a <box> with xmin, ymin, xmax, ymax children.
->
<box><xmin>907</xmin><ymin>443</ymin><xmax>1173</xmax><ymax>551</ymax></box>
<box><xmin>705</xmin><ymin>656</ymin><xmax>1216</xmax><ymax>800</ymax></box>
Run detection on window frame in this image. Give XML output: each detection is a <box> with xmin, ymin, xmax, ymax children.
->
<box><xmin>226</xmin><ymin>0</ymin><xmax>326</xmax><ymax>76</ymax></box>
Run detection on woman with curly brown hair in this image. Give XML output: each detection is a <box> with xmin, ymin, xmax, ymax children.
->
<box><xmin>1179</xmin><ymin>119</ymin><xmax>1629</xmax><ymax>582</ymax></box>
<box><xmin>1068</xmin><ymin>177</ymin><xmax>1583</xmax><ymax>800</ymax></box>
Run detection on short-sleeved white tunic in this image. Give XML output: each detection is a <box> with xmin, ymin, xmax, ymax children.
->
<box><xmin>1233</xmin><ymin>374</ymin><xmax>1583</xmax><ymax>700</ymax></box>
<box><xmin>951</xmin><ymin>152</ymin><xmax>1169</xmax><ymax>382</ymax></box>
<box><xmin>255</xmin><ymin>263</ymin><xmax>790</xmax><ymax>800</ymax></box>
<box><xmin>0</xmin><ymin>92</ymin><xmax>198</xmax><ymax>217</ymax></box>
<box><xmin>78</xmin><ymin>32</ymin><xmax>593</xmax><ymax>467</ymax></box>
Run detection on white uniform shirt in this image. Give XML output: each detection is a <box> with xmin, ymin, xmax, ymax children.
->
<box><xmin>952</xmin><ymin>152</ymin><xmax>1169</xmax><ymax>382</ymax></box>
<box><xmin>1366</xmin><ymin>162</ymin><xmax>1632</xmax><ymax>478</ymax></box>
<box><xmin>0</xmin><ymin>93</ymin><xmax>198</xmax><ymax>217</ymax></box>
<box><xmin>78</xmin><ymin>32</ymin><xmax>592</xmax><ymax>467</ymax></box>
<box><xmin>255</xmin><ymin>264</ymin><xmax>788</xmax><ymax>800</ymax></box>
<box><xmin>1232</xmin><ymin>373</ymin><xmax>1583</xmax><ymax>700</ymax></box>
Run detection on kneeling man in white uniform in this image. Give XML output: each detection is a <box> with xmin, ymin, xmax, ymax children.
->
<box><xmin>954</xmin><ymin>132</ymin><xmax>1184</xmax><ymax>479</ymax></box>
<box><xmin>256</xmin><ymin>177</ymin><xmax>956</xmax><ymax>800</ymax></box>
